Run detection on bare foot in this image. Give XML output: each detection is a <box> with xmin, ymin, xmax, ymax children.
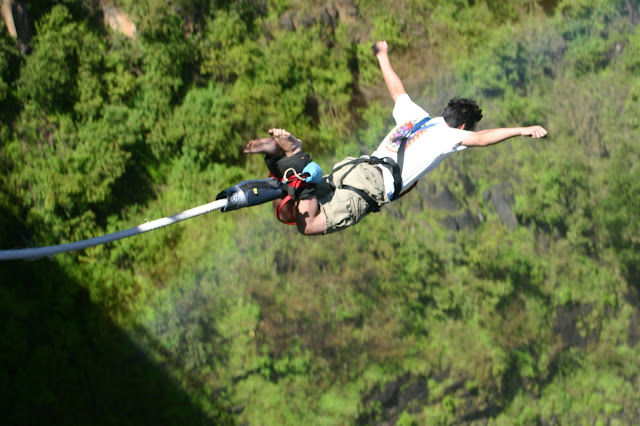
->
<box><xmin>243</xmin><ymin>137</ymin><xmax>283</xmax><ymax>156</ymax></box>
<box><xmin>269</xmin><ymin>128</ymin><xmax>302</xmax><ymax>156</ymax></box>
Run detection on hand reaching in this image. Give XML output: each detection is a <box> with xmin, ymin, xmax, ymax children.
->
<box><xmin>372</xmin><ymin>40</ymin><xmax>389</xmax><ymax>57</ymax></box>
<box><xmin>521</xmin><ymin>126</ymin><xmax>548</xmax><ymax>138</ymax></box>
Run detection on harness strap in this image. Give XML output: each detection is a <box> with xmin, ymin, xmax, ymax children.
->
<box><xmin>274</xmin><ymin>116</ymin><xmax>434</xmax><ymax>220</ymax></box>
<box><xmin>276</xmin><ymin>194</ymin><xmax>296</xmax><ymax>225</ymax></box>
<box><xmin>341</xmin><ymin>184</ymin><xmax>380</xmax><ymax>213</ymax></box>
<box><xmin>374</xmin><ymin>157</ymin><xmax>402</xmax><ymax>199</ymax></box>
<box><xmin>330</xmin><ymin>156</ymin><xmax>401</xmax><ymax>197</ymax></box>
<box><xmin>320</xmin><ymin>159</ymin><xmax>388</xmax><ymax>215</ymax></box>
<box><xmin>329</xmin><ymin>116</ymin><xmax>433</xmax><ymax>205</ymax></box>
<box><xmin>270</xmin><ymin>171</ymin><xmax>311</xmax><ymax>225</ymax></box>
<box><xmin>393</xmin><ymin>115</ymin><xmax>432</xmax><ymax>183</ymax></box>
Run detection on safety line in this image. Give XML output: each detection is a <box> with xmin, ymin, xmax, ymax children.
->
<box><xmin>0</xmin><ymin>198</ymin><xmax>229</xmax><ymax>261</ymax></box>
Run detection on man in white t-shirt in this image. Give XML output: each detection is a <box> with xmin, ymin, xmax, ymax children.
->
<box><xmin>243</xmin><ymin>41</ymin><xmax>547</xmax><ymax>235</ymax></box>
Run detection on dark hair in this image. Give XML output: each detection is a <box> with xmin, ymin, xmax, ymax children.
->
<box><xmin>442</xmin><ymin>98</ymin><xmax>483</xmax><ymax>130</ymax></box>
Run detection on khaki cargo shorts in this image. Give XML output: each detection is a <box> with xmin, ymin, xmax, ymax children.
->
<box><xmin>317</xmin><ymin>157</ymin><xmax>387</xmax><ymax>234</ymax></box>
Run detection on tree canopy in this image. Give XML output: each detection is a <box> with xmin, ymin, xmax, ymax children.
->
<box><xmin>1</xmin><ymin>0</ymin><xmax>639</xmax><ymax>424</ymax></box>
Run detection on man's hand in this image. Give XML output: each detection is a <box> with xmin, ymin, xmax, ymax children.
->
<box><xmin>372</xmin><ymin>40</ymin><xmax>406</xmax><ymax>101</ymax></box>
<box><xmin>372</xmin><ymin>40</ymin><xmax>389</xmax><ymax>57</ymax></box>
<box><xmin>462</xmin><ymin>125</ymin><xmax>549</xmax><ymax>147</ymax></box>
<box><xmin>521</xmin><ymin>126</ymin><xmax>548</xmax><ymax>138</ymax></box>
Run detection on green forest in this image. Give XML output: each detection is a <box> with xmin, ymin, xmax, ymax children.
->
<box><xmin>1</xmin><ymin>0</ymin><xmax>639</xmax><ymax>424</ymax></box>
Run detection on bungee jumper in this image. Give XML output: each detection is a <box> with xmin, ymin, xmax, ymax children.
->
<box><xmin>217</xmin><ymin>40</ymin><xmax>548</xmax><ymax>236</ymax></box>
<box><xmin>0</xmin><ymin>40</ymin><xmax>547</xmax><ymax>260</ymax></box>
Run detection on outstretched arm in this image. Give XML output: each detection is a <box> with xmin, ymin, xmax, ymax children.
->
<box><xmin>461</xmin><ymin>125</ymin><xmax>547</xmax><ymax>147</ymax></box>
<box><xmin>373</xmin><ymin>41</ymin><xmax>407</xmax><ymax>102</ymax></box>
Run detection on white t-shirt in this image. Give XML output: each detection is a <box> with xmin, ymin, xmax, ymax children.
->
<box><xmin>371</xmin><ymin>94</ymin><xmax>471</xmax><ymax>201</ymax></box>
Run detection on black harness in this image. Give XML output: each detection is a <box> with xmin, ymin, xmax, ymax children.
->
<box><xmin>329</xmin><ymin>116</ymin><xmax>433</xmax><ymax>213</ymax></box>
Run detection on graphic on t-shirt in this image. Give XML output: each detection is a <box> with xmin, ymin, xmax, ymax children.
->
<box><xmin>382</xmin><ymin>120</ymin><xmax>439</xmax><ymax>153</ymax></box>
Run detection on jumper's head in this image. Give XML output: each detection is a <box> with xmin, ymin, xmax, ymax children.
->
<box><xmin>442</xmin><ymin>98</ymin><xmax>483</xmax><ymax>130</ymax></box>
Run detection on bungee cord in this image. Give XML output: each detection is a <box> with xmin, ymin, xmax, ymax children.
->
<box><xmin>0</xmin><ymin>198</ymin><xmax>229</xmax><ymax>261</ymax></box>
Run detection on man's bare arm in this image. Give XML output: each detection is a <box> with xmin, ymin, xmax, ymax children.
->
<box><xmin>373</xmin><ymin>41</ymin><xmax>407</xmax><ymax>102</ymax></box>
<box><xmin>461</xmin><ymin>126</ymin><xmax>547</xmax><ymax>147</ymax></box>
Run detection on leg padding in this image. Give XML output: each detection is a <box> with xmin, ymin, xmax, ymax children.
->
<box><xmin>216</xmin><ymin>178</ymin><xmax>286</xmax><ymax>212</ymax></box>
<box><xmin>265</xmin><ymin>151</ymin><xmax>312</xmax><ymax>180</ymax></box>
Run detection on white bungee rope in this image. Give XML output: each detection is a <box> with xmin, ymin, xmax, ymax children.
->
<box><xmin>0</xmin><ymin>198</ymin><xmax>229</xmax><ymax>261</ymax></box>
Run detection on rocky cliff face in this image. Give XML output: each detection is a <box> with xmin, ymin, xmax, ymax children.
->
<box><xmin>1</xmin><ymin>0</ymin><xmax>31</xmax><ymax>53</ymax></box>
<box><xmin>1</xmin><ymin>0</ymin><xmax>136</xmax><ymax>53</ymax></box>
<box><xmin>100</xmin><ymin>0</ymin><xmax>136</xmax><ymax>38</ymax></box>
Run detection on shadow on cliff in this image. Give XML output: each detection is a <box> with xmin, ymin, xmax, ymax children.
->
<box><xmin>0</xmin><ymin>245</ymin><xmax>233</xmax><ymax>425</ymax></box>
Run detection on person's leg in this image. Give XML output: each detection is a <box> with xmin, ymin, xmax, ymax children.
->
<box><xmin>268</xmin><ymin>128</ymin><xmax>302</xmax><ymax>156</ymax></box>
<box><xmin>244</xmin><ymin>128</ymin><xmax>303</xmax><ymax>157</ymax></box>
<box><xmin>265</xmin><ymin>129</ymin><xmax>325</xmax><ymax>234</ymax></box>
<box><xmin>243</xmin><ymin>129</ymin><xmax>307</xmax><ymax>220</ymax></box>
<box><xmin>244</xmin><ymin>135</ymin><xmax>287</xmax><ymax>217</ymax></box>
<box><xmin>243</xmin><ymin>136</ymin><xmax>283</xmax><ymax>156</ymax></box>
<box><xmin>295</xmin><ymin>198</ymin><xmax>326</xmax><ymax>235</ymax></box>
<box><xmin>273</xmin><ymin>199</ymin><xmax>295</xmax><ymax>223</ymax></box>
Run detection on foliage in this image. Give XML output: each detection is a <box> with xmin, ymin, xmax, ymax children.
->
<box><xmin>16</xmin><ymin>5</ymin><xmax>80</xmax><ymax>113</ymax></box>
<box><xmin>1</xmin><ymin>0</ymin><xmax>639</xmax><ymax>424</ymax></box>
<box><xmin>0</xmin><ymin>29</ymin><xmax>21</xmax><ymax>127</ymax></box>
